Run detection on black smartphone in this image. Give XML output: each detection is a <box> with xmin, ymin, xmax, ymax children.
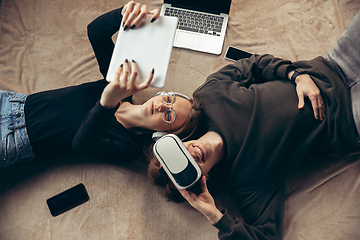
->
<box><xmin>225</xmin><ymin>46</ymin><xmax>253</xmax><ymax>61</ymax></box>
<box><xmin>46</xmin><ymin>183</ymin><xmax>89</xmax><ymax>217</ymax></box>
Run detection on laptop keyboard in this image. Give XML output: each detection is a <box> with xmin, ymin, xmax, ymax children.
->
<box><xmin>164</xmin><ymin>7</ymin><xmax>224</xmax><ymax>36</ymax></box>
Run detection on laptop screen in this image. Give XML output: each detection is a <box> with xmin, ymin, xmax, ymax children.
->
<box><xmin>164</xmin><ymin>0</ymin><xmax>232</xmax><ymax>14</ymax></box>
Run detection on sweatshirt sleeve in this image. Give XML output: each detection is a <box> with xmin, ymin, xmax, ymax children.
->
<box><xmin>87</xmin><ymin>7</ymin><xmax>124</xmax><ymax>78</ymax></box>
<box><xmin>204</xmin><ymin>54</ymin><xmax>297</xmax><ymax>89</ymax></box>
<box><xmin>71</xmin><ymin>101</ymin><xmax>140</xmax><ymax>162</ymax></box>
<box><xmin>214</xmin><ymin>182</ymin><xmax>285</xmax><ymax>240</ymax></box>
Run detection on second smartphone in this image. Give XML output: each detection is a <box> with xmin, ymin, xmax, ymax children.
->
<box><xmin>46</xmin><ymin>183</ymin><xmax>89</xmax><ymax>217</ymax></box>
<box><xmin>225</xmin><ymin>46</ymin><xmax>253</xmax><ymax>61</ymax></box>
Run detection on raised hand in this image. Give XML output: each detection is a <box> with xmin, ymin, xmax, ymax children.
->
<box><xmin>100</xmin><ymin>59</ymin><xmax>154</xmax><ymax>109</ymax></box>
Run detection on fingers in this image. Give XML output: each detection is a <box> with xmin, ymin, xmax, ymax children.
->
<box><xmin>179</xmin><ymin>189</ymin><xmax>188</xmax><ymax>199</ymax></box>
<box><xmin>309</xmin><ymin>95</ymin><xmax>326</xmax><ymax>121</ymax></box>
<box><xmin>121</xmin><ymin>1</ymin><xmax>136</xmax><ymax>30</ymax></box>
<box><xmin>295</xmin><ymin>74</ymin><xmax>325</xmax><ymax>121</ymax></box>
<box><xmin>297</xmin><ymin>92</ymin><xmax>305</xmax><ymax>110</ymax></box>
<box><xmin>125</xmin><ymin>4</ymin><xmax>145</xmax><ymax>30</ymax></box>
<box><xmin>302</xmin><ymin>93</ymin><xmax>325</xmax><ymax>121</ymax></box>
<box><xmin>122</xmin><ymin>1</ymin><xmax>159</xmax><ymax>31</ymax></box>
<box><xmin>114</xmin><ymin>64</ymin><xmax>124</xmax><ymax>83</ymax></box>
<box><xmin>136</xmin><ymin>67</ymin><xmax>154</xmax><ymax>90</ymax></box>
<box><xmin>149</xmin><ymin>9</ymin><xmax>160</xmax><ymax>23</ymax></box>
<box><xmin>180</xmin><ymin>177</ymin><xmax>207</xmax><ymax>202</ymax></box>
<box><xmin>319</xmin><ymin>100</ymin><xmax>326</xmax><ymax>120</ymax></box>
<box><xmin>306</xmin><ymin>90</ymin><xmax>325</xmax><ymax>121</ymax></box>
<box><xmin>179</xmin><ymin>189</ymin><xmax>195</xmax><ymax>206</ymax></box>
<box><xmin>119</xmin><ymin>59</ymin><xmax>130</xmax><ymax>87</ymax></box>
<box><xmin>200</xmin><ymin>176</ymin><xmax>208</xmax><ymax>193</ymax></box>
<box><xmin>130</xmin><ymin>4</ymin><xmax>151</xmax><ymax>28</ymax></box>
<box><xmin>115</xmin><ymin>59</ymin><xmax>153</xmax><ymax>93</ymax></box>
<box><xmin>128</xmin><ymin>60</ymin><xmax>139</xmax><ymax>86</ymax></box>
<box><xmin>310</xmin><ymin>96</ymin><xmax>320</xmax><ymax>120</ymax></box>
<box><xmin>129</xmin><ymin>60</ymin><xmax>153</xmax><ymax>91</ymax></box>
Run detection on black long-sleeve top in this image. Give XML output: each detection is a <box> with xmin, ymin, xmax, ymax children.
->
<box><xmin>23</xmin><ymin>7</ymin><xmax>139</xmax><ymax>161</ymax></box>
<box><xmin>193</xmin><ymin>54</ymin><xmax>357</xmax><ymax>239</ymax></box>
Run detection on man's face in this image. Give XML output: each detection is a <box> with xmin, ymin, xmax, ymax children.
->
<box><xmin>183</xmin><ymin>131</ymin><xmax>224</xmax><ymax>176</ymax></box>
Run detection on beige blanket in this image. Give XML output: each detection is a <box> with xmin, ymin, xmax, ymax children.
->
<box><xmin>1</xmin><ymin>0</ymin><xmax>360</xmax><ymax>239</ymax></box>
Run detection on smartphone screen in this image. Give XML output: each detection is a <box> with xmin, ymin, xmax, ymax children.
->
<box><xmin>225</xmin><ymin>46</ymin><xmax>253</xmax><ymax>61</ymax></box>
<box><xmin>46</xmin><ymin>183</ymin><xmax>89</xmax><ymax>217</ymax></box>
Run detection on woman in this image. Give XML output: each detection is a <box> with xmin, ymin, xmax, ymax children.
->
<box><xmin>148</xmin><ymin>10</ymin><xmax>360</xmax><ymax>239</ymax></box>
<box><xmin>0</xmin><ymin>1</ymin><xmax>200</xmax><ymax>168</ymax></box>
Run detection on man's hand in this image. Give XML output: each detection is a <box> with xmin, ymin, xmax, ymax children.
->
<box><xmin>179</xmin><ymin>176</ymin><xmax>223</xmax><ymax>225</ymax></box>
<box><xmin>288</xmin><ymin>70</ymin><xmax>325</xmax><ymax>120</ymax></box>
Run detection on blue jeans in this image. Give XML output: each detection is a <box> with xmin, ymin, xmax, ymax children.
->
<box><xmin>325</xmin><ymin>10</ymin><xmax>360</xmax><ymax>135</ymax></box>
<box><xmin>0</xmin><ymin>91</ymin><xmax>35</xmax><ymax>168</ymax></box>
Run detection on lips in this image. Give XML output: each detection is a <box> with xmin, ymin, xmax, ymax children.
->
<box><xmin>151</xmin><ymin>101</ymin><xmax>154</xmax><ymax>115</ymax></box>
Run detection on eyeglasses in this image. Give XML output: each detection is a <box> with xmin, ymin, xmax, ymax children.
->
<box><xmin>160</xmin><ymin>92</ymin><xmax>177</xmax><ymax>129</ymax></box>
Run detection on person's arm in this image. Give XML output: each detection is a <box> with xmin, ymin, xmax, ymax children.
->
<box><xmin>204</xmin><ymin>54</ymin><xmax>296</xmax><ymax>88</ymax></box>
<box><xmin>180</xmin><ymin>177</ymin><xmax>285</xmax><ymax>240</ymax></box>
<box><xmin>72</xmin><ymin>60</ymin><xmax>154</xmax><ymax>161</ymax></box>
<box><xmin>87</xmin><ymin>1</ymin><xmax>160</xmax><ymax>78</ymax></box>
<box><xmin>87</xmin><ymin>7</ymin><xmax>123</xmax><ymax>78</ymax></box>
<box><xmin>201</xmin><ymin>54</ymin><xmax>325</xmax><ymax>120</ymax></box>
<box><xmin>71</xmin><ymin>101</ymin><xmax>140</xmax><ymax>162</ymax></box>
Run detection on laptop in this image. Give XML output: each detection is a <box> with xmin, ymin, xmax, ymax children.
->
<box><xmin>161</xmin><ymin>0</ymin><xmax>232</xmax><ymax>55</ymax></box>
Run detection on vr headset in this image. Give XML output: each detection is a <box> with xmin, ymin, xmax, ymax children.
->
<box><xmin>153</xmin><ymin>134</ymin><xmax>202</xmax><ymax>190</ymax></box>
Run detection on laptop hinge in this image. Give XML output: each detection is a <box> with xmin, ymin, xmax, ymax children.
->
<box><xmin>169</xmin><ymin>4</ymin><xmax>221</xmax><ymax>15</ymax></box>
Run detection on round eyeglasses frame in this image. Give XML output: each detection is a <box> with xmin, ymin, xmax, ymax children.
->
<box><xmin>161</xmin><ymin>91</ymin><xmax>177</xmax><ymax>128</ymax></box>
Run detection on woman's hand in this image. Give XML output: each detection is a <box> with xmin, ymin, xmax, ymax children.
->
<box><xmin>179</xmin><ymin>176</ymin><xmax>223</xmax><ymax>225</ymax></box>
<box><xmin>121</xmin><ymin>1</ymin><xmax>160</xmax><ymax>31</ymax></box>
<box><xmin>288</xmin><ymin>71</ymin><xmax>325</xmax><ymax>121</ymax></box>
<box><xmin>100</xmin><ymin>60</ymin><xmax>154</xmax><ymax>109</ymax></box>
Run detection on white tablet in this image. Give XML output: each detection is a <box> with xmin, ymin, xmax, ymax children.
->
<box><xmin>106</xmin><ymin>15</ymin><xmax>178</xmax><ymax>88</ymax></box>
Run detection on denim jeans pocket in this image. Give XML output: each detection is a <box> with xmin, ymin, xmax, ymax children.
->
<box><xmin>0</xmin><ymin>91</ymin><xmax>34</xmax><ymax>168</ymax></box>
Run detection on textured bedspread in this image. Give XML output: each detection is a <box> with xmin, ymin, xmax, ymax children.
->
<box><xmin>1</xmin><ymin>0</ymin><xmax>360</xmax><ymax>239</ymax></box>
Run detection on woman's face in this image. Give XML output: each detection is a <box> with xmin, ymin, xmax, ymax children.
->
<box><xmin>142</xmin><ymin>95</ymin><xmax>192</xmax><ymax>132</ymax></box>
<box><xmin>183</xmin><ymin>131</ymin><xmax>224</xmax><ymax>176</ymax></box>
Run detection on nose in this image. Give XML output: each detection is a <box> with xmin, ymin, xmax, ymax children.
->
<box><xmin>156</xmin><ymin>102</ymin><xmax>172</xmax><ymax>112</ymax></box>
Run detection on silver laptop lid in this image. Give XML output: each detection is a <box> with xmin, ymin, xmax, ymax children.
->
<box><xmin>164</xmin><ymin>0</ymin><xmax>232</xmax><ymax>15</ymax></box>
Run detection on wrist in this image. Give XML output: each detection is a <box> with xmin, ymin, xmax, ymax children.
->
<box><xmin>206</xmin><ymin>208</ymin><xmax>223</xmax><ymax>225</ymax></box>
<box><xmin>288</xmin><ymin>70</ymin><xmax>295</xmax><ymax>81</ymax></box>
<box><xmin>290</xmin><ymin>69</ymin><xmax>307</xmax><ymax>83</ymax></box>
<box><xmin>100</xmin><ymin>97</ymin><xmax>119</xmax><ymax>109</ymax></box>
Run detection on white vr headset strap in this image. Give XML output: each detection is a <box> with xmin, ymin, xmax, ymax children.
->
<box><xmin>155</xmin><ymin>91</ymin><xmax>191</xmax><ymax>100</ymax></box>
<box><xmin>152</xmin><ymin>132</ymin><xmax>167</xmax><ymax>141</ymax></box>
